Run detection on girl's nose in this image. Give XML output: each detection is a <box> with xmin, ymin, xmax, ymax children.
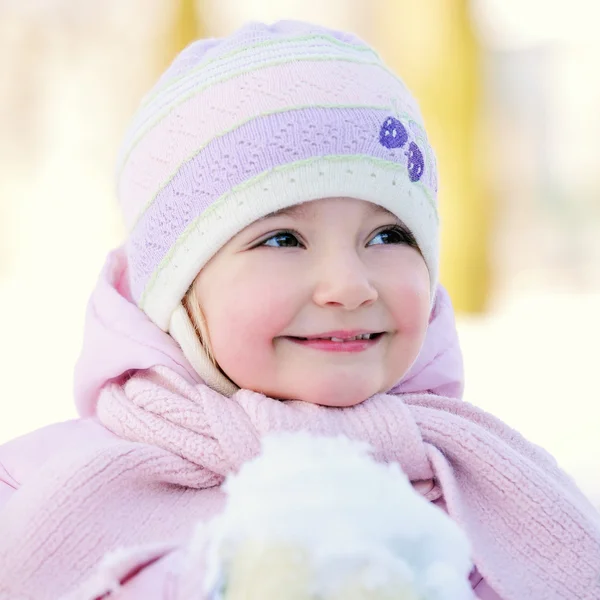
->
<box><xmin>312</xmin><ymin>254</ymin><xmax>378</xmax><ymax>310</ymax></box>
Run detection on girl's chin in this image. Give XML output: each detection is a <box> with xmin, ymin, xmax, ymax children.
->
<box><xmin>303</xmin><ymin>395</ymin><xmax>369</xmax><ymax>408</ymax></box>
<box><xmin>241</xmin><ymin>368</ymin><xmax>398</xmax><ymax>406</ymax></box>
<box><xmin>285</xmin><ymin>379</ymin><xmax>384</xmax><ymax>407</ymax></box>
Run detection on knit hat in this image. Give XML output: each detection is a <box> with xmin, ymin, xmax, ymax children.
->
<box><xmin>117</xmin><ymin>20</ymin><xmax>439</xmax><ymax>395</ymax></box>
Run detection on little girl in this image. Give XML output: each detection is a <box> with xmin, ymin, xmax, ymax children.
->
<box><xmin>0</xmin><ymin>20</ymin><xmax>598</xmax><ymax>600</ymax></box>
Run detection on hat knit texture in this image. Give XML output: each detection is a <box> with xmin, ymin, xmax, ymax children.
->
<box><xmin>116</xmin><ymin>21</ymin><xmax>439</xmax><ymax>387</ymax></box>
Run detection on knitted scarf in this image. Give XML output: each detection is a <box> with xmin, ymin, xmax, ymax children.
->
<box><xmin>0</xmin><ymin>368</ymin><xmax>598</xmax><ymax>599</ymax></box>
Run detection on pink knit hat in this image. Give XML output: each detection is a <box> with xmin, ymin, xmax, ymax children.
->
<box><xmin>116</xmin><ymin>20</ymin><xmax>439</xmax><ymax>394</ymax></box>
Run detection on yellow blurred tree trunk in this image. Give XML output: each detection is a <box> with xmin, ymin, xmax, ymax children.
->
<box><xmin>168</xmin><ymin>0</ymin><xmax>203</xmax><ymax>64</ymax></box>
<box><xmin>374</xmin><ymin>0</ymin><xmax>492</xmax><ymax>313</ymax></box>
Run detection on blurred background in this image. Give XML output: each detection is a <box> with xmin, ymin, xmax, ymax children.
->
<box><xmin>0</xmin><ymin>1</ymin><xmax>598</xmax><ymax>505</ymax></box>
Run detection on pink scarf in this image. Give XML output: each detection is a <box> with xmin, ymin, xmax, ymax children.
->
<box><xmin>0</xmin><ymin>249</ymin><xmax>598</xmax><ymax>599</ymax></box>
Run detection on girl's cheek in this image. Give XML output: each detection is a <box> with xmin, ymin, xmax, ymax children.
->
<box><xmin>239</xmin><ymin>259</ymin><xmax>304</xmax><ymax>313</ymax></box>
<box><xmin>388</xmin><ymin>275</ymin><xmax>430</xmax><ymax>333</ymax></box>
<box><xmin>213</xmin><ymin>280</ymin><xmax>298</xmax><ymax>346</ymax></box>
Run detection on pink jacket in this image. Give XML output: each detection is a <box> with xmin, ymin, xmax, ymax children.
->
<box><xmin>0</xmin><ymin>249</ymin><xmax>598</xmax><ymax>599</ymax></box>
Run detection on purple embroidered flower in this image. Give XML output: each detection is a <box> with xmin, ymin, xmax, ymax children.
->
<box><xmin>379</xmin><ymin>117</ymin><xmax>408</xmax><ymax>149</ymax></box>
<box><xmin>406</xmin><ymin>141</ymin><xmax>424</xmax><ymax>182</ymax></box>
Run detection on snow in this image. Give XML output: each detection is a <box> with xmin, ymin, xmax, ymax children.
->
<box><xmin>205</xmin><ymin>433</ymin><xmax>475</xmax><ymax>599</ymax></box>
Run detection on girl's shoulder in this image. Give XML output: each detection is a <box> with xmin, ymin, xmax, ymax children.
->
<box><xmin>0</xmin><ymin>418</ymin><xmax>116</xmax><ymax>498</ymax></box>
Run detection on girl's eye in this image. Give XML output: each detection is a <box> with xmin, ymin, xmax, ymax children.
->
<box><xmin>368</xmin><ymin>226</ymin><xmax>416</xmax><ymax>247</ymax></box>
<box><xmin>261</xmin><ymin>232</ymin><xmax>303</xmax><ymax>248</ymax></box>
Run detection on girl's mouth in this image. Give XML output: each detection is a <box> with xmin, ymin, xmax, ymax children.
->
<box><xmin>284</xmin><ymin>331</ymin><xmax>385</xmax><ymax>353</ymax></box>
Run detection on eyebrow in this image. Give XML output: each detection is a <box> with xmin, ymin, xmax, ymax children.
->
<box><xmin>258</xmin><ymin>203</ymin><xmax>311</xmax><ymax>221</ymax></box>
<box><xmin>259</xmin><ymin>200</ymin><xmax>396</xmax><ymax>222</ymax></box>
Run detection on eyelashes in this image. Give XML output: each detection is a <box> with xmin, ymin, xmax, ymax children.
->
<box><xmin>260</xmin><ymin>230</ymin><xmax>304</xmax><ymax>248</ymax></box>
<box><xmin>368</xmin><ymin>225</ymin><xmax>418</xmax><ymax>248</ymax></box>
<box><xmin>256</xmin><ymin>225</ymin><xmax>418</xmax><ymax>250</ymax></box>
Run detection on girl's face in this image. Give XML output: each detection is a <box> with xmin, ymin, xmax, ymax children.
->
<box><xmin>192</xmin><ymin>197</ymin><xmax>430</xmax><ymax>407</ymax></box>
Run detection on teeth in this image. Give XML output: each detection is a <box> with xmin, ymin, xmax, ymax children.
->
<box><xmin>326</xmin><ymin>334</ymin><xmax>373</xmax><ymax>342</ymax></box>
<box><xmin>293</xmin><ymin>333</ymin><xmax>379</xmax><ymax>342</ymax></box>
